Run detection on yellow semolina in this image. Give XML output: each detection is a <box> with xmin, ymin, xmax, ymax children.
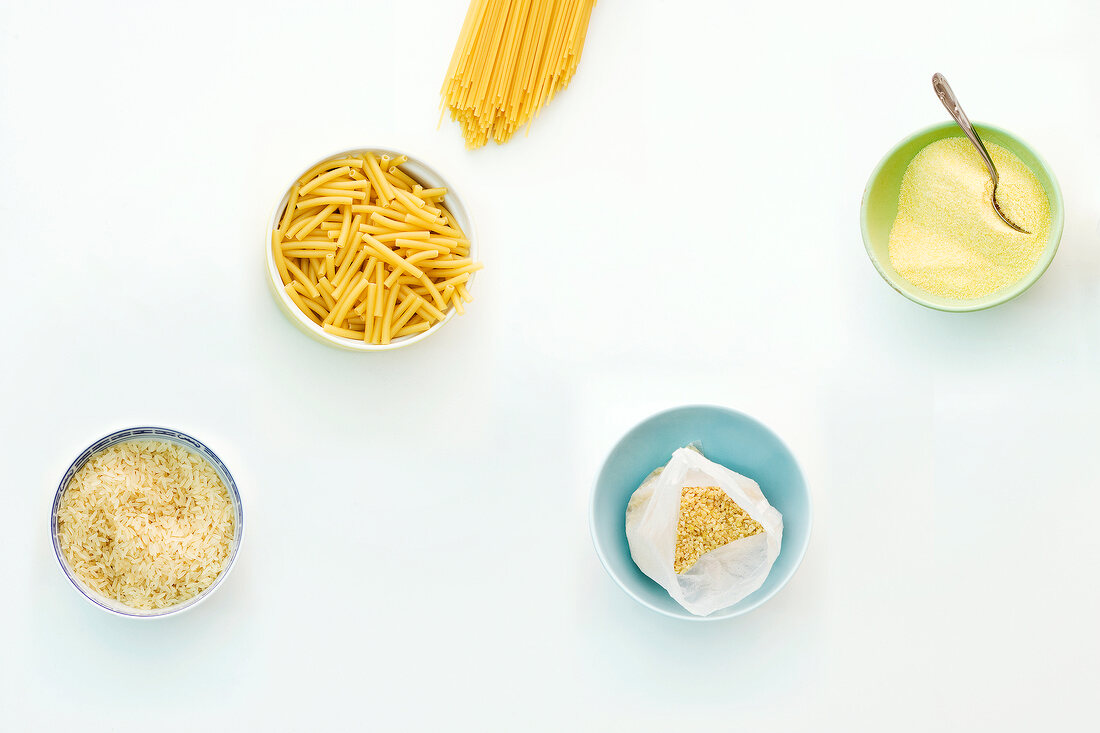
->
<box><xmin>888</xmin><ymin>137</ymin><xmax>1051</xmax><ymax>300</ymax></box>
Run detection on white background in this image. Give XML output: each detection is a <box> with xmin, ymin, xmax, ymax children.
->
<box><xmin>2</xmin><ymin>0</ymin><xmax>1099</xmax><ymax>730</ymax></box>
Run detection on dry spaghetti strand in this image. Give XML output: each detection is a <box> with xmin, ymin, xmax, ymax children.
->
<box><xmin>441</xmin><ymin>0</ymin><xmax>597</xmax><ymax>149</ymax></box>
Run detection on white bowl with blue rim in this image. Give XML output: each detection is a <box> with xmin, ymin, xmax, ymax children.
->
<box><xmin>51</xmin><ymin>426</ymin><xmax>244</xmax><ymax>618</ymax></box>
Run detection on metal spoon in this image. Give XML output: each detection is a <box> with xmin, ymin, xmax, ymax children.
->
<box><xmin>931</xmin><ymin>72</ymin><xmax>1028</xmax><ymax>234</ymax></box>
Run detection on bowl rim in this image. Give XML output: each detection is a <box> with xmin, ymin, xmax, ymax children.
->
<box><xmin>265</xmin><ymin>146</ymin><xmax>479</xmax><ymax>351</ymax></box>
<box><xmin>51</xmin><ymin>426</ymin><xmax>245</xmax><ymax>619</ymax></box>
<box><xmin>587</xmin><ymin>404</ymin><xmax>814</xmax><ymax>621</ymax></box>
<box><xmin>860</xmin><ymin>121</ymin><xmax>1065</xmax><ymax>313</ymax></box>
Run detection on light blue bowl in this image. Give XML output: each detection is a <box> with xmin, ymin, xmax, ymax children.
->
<box><xmin>589</xmin><ymin>405</ymin><xmax>812</xmax><ymax>620</ymax></box>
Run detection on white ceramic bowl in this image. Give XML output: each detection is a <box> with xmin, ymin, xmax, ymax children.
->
<box><xmin>51</xmin><ymin>426</ymin><xmax>244</xmax><ymax>619</ymax></box>
<box><xmin>266</xmin><ymin>147</ymin><xmax>478</xmax><ymax>351</ymax></box>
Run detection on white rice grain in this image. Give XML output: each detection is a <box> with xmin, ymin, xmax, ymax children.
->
<box><xmin>56</xmin><ymin>439</ymin><xmax>234</xmax><ymax>610</ymax></box>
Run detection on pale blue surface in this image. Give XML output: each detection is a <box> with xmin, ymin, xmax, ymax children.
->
<box><xmin>589</xmin><ymin>405</ymin><xmax>812</xmax><ymax>620</ymax></box>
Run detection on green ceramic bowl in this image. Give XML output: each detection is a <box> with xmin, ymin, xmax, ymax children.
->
<box><xmin>860</xmin><ymin>122</ymin><xmax>1064</xmax><ymax>312</ymax></box>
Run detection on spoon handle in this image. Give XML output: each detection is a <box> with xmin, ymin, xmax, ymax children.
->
<box><xmin>931</xmin><ymin>73</ymin><xmax>999</xmax><ymax>188</ymax></box>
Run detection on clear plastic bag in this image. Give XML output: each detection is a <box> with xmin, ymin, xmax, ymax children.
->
<box><xmin>625</xmin><ymin>446</ymin><xmax>783</xmax><ymax>616</ymax></box>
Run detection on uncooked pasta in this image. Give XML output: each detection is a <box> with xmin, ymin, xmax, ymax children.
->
<box><xmin>441</xmin><ymin>0</ymin><xmax>597</xmax><ymax>148</ymax></box>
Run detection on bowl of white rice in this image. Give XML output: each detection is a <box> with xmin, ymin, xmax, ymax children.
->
<box><xmin>51</xmin><ymin>427</ymin><xmax>244</xmax><ymax>618</ymax></box>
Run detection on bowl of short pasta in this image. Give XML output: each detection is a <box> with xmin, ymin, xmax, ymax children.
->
<box><xmin>589</xmin><ymin>405</ymin><xmax>812</xmax><ymax>621</ymax></box>
<box><xmin>861</xmin><ymin>122</ymin><xmax>1064</xmax><ymax>312</ymax></box>
<box><xmin>51</xmin><ymin>426</ymin><xmax>244</xmax><ymax>619</ymax></box>
<box><xmin>267</xmin><ymin>148</ymin><xmax>481</xmax><ymax>351</ymax></box>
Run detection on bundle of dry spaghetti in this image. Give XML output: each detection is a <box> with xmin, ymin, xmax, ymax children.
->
<box><xmin>441</xmin><ymin>0</ymin><xmax>597</xmax><ymax>148</ymax></box>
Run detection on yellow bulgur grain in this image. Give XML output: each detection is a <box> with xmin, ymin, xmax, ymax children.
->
<box><xmin>674</xmin><ymin>486</ymin><xmax>764</xmax><ymax>574</ymax></box>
